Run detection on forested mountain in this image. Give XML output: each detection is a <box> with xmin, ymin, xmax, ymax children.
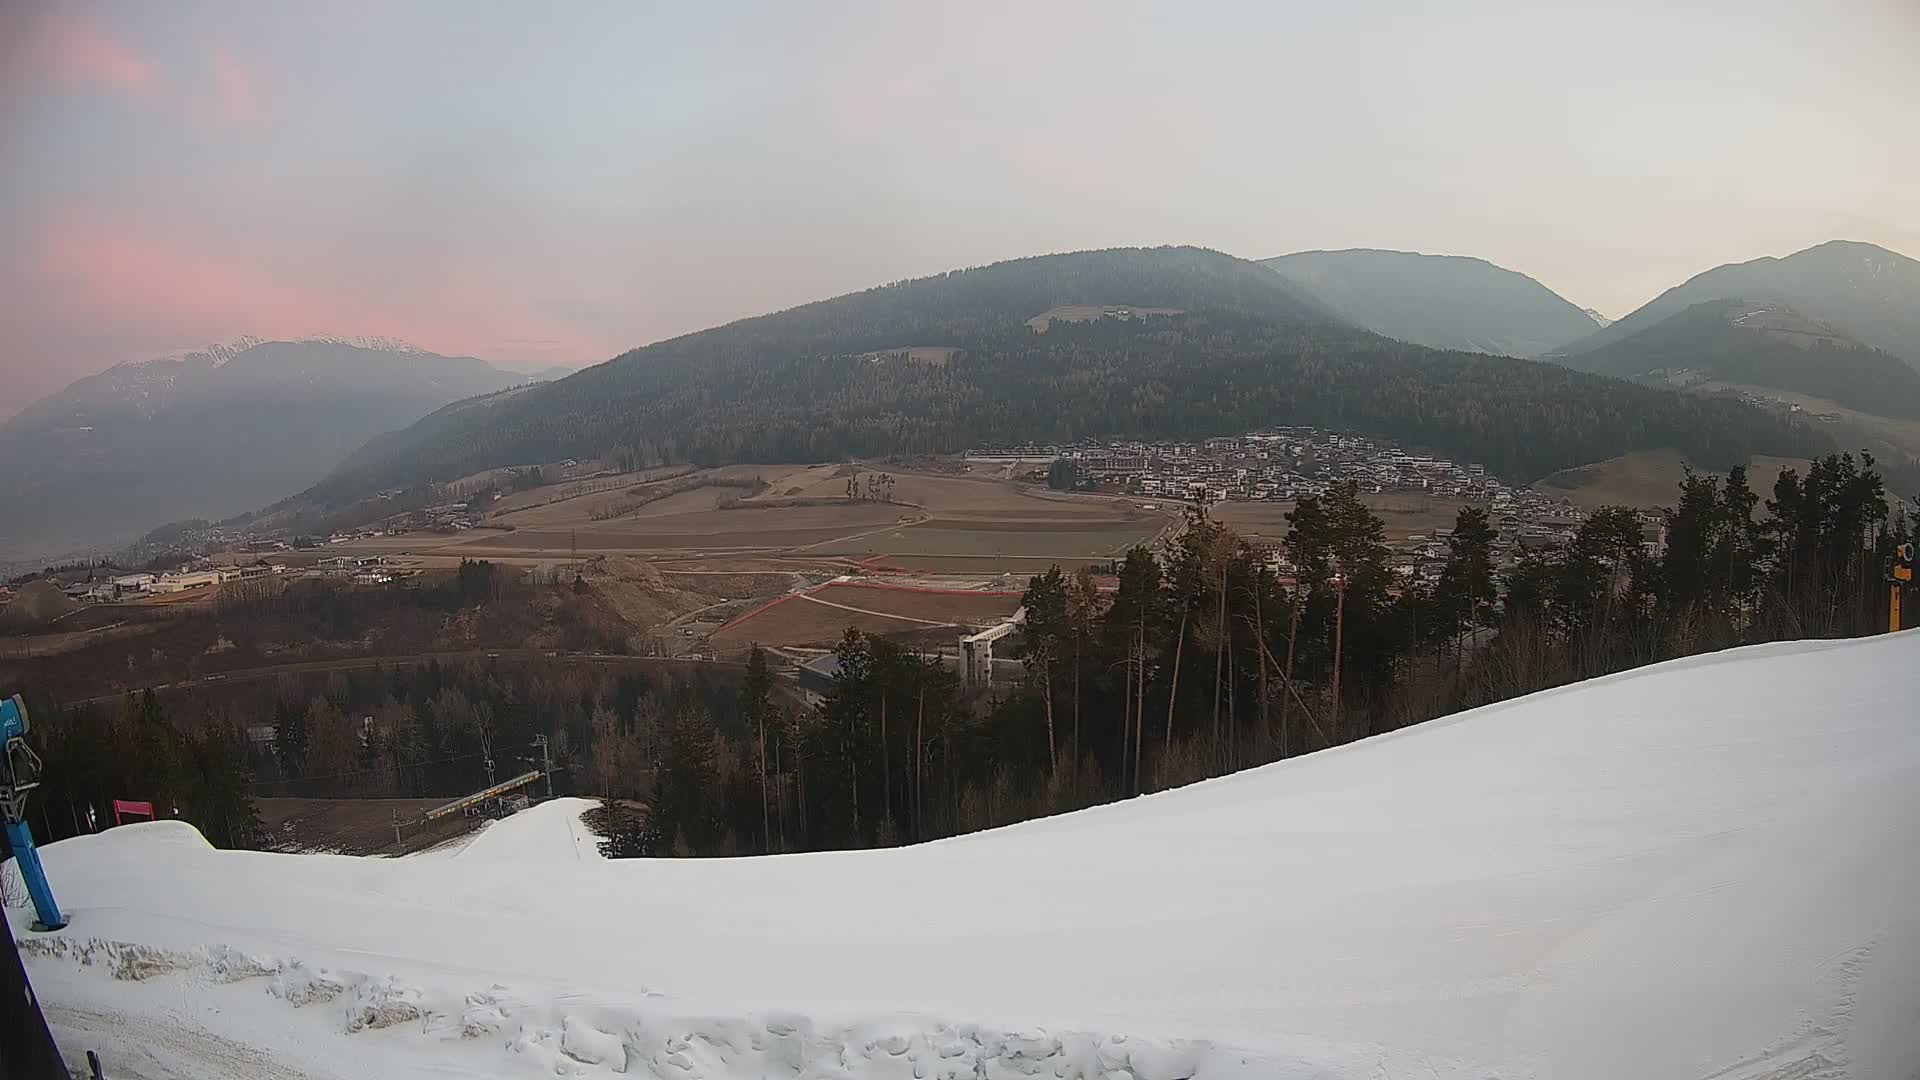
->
<box><xmin>1558</xmin><ymin>240</ymin><xmax>1920</xmax><ymax>367</ymax></box>
<box><xmin>1563</xmin><ymin>299</ymin><xmax>1920</xmax><ymax>420</ymax></box>
<box><xmin>302</xmin><ymin>247</ymin><xmax>1827</xmax><ymax>513</ymax></box>
<box><xmin>1260</xmin><ymin>248</ymin><xmax>1598</xmax><ymax>357</ymax></box>
<box><xmin>0</xmin><ymin>339</ymin><xmax>530</xmax><ymax>559</ymax></box>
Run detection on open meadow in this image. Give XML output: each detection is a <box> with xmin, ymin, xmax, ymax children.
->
<box><xmin>303</xmin><ymin>463</ymin><xmax>1167</xmax><ymax>656</ymax></box>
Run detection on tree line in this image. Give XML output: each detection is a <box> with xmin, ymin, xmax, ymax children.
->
<box><xmin>9</xmin><ymin>656</ymin><xmax>747</xmax><ymax>853</ymax></box>
<box><xmin>614</xmin><ymin>451</ymin><xmax>1903</xmax><ymax>857</ymax></box>
<box><xmin>9</xmin><ymin>453</ymin><xmax>1900</xmax><ymax>862</ymax></box>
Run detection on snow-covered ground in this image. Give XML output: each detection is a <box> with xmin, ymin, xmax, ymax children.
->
<box><xmin>12</xmin><ymin>634</ymin><xmax>1920</xmax><ymax>1079</ymax></box>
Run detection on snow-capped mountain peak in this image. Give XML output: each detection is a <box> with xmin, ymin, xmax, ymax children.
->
<box><xmin>1582</xmin><ymin>307</ymin><xmax>1612</xmax><ymax>328</ymax></box>
<box><xmin>207</xmin><ymin>335</ymin><xmax>266</xmax><ymax>367</ymax></box>
<box><xmin>297</xmin><ymin>334</ymin><xmax>430</xmax><ymax>354</ymax></box>
<box><xmin>108</xmin><ymin>335</ymin><xmax>266</xmax><ymax>373</ymax></box>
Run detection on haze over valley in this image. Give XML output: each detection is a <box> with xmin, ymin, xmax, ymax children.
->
<box><xmin>5</xmin><ymin>5</ymin><xmax>1920</xmax><ymax>1080</ymax></box>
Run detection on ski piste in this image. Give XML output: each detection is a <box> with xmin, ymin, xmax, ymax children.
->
<box><xmin>11</xmin><ymin>632</ymin><xmax>1920</xmax><ymax>1079</ymax></box>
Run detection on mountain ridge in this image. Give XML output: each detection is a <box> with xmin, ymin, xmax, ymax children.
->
<box><xmin>1559</xmin><ymin>297</ymin><xmax>1920</xmax><ymax>421</ymax></box>
<box><xmin>282</xmin><ymin>246</ymin><xmax>1825</xmax><ymax>529</ymax></box>
<box><xmin>0</xmin><ymin>338</ymin><xmax>541</xmax><ymax>559</ymax></box>
<box><xmin>1556</xmin><ymin>240</ymin><xmax>1920</xmax><ymax>367</ymax></box>
<box><xmin>1259</xmin><ymin>247</ymin><xmax>1598</xmax><ymax>358</ymax></box>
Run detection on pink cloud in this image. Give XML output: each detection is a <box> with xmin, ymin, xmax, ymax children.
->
<box><xmin>43</xmin><ymin>15</ymin><xmax>157</xmax><ymax>97</ymax></box>
<box><xmin>32</xmin><ymin>211</ymin><xmax>619</xmax><ymax>369</ymax></box>
<box><xmin>22</xmin><ymin>16</ymin><xmax>264</xmax><ymax>127</ymax></box>
<box><xmin>208</xmin><ymin>53</ymin><xmax>260</xmax><ymax>124</ymax></box>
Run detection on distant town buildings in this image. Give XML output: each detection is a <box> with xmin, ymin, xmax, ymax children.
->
<box><xmin>971</xmin><ymin>426</ymin><xmax>1616</xmax><ymax>573</ymax></box>
<box><xmin>45</xmin><ymin>560</ymin><xmax>289</xmax><ymax>603</ymax></box>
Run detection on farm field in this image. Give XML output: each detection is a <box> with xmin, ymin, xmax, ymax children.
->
<box><xmin>486</xmin><ymin>465</ymin><xmax>696</xmax><ymax>522</ymax></box>
<box><xmin>312</xmin><ymin>463</ymin><xmax>1164</xmax><ymax>652</ymax></box>
<box><xmin>710</xmin><ymin>581</ymin><xmax>1022</xmax><ymax>649</ymax></box>
<box><xmin>1533</xmin><ymin>449</ymin><xmax>1805</xmax><ymax>512</ymax></box>
<box><xmin>816</xmin><ymin>524</ymin><xmax>1158</xmax><ymax>566</ymax></box>
<box><xmin>1213</xmin><ymin>494</ymin><xmax>1473</xmax><ymax>541</ymax></box>
<box><xmin>257</xmin><ymin>797</ymin><xmax>453</xmax><ymax>855</ymax></box>
<box><xmin>329</xmin><ymin>464</ymin><xmax>1158</xmax><ymax>573</ymax></box>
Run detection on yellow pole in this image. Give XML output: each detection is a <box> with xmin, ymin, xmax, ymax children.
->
<box><xmin>1895</xmin><ymin>560</ymin><xmax>1913</xmax><ymax>633</ymax></box>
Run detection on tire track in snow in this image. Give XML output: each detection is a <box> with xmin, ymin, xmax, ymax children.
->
<box><xmin>45</xmin><ymin>1003</ymin><xmax>331</xmax><ymax>1080</ymax></box>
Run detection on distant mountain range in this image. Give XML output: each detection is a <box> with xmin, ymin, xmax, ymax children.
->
<box><xmin>16</xmin><ymin>239</ymin><xmax>1916</xmax><ymax>559</ymax></box>
<box><xmin>1557</xmin><ymin>299</ymin><xmax>1920</xmax><ymax>421</ymax></box>
<box><xmin>0</xmin><ymin>338</ymin><xmax>544</xmax><ymax>560</ymax></box>
<box><xmin>274</xmin><ymin>246</ymin><xmax>1822</xmax><ymax>534</ymax></box>
<box><xmin>1260</xmin><ymin>248</ymin><xmax>1598</xmax><ymax>358</ymax></box>
<box><xmin>1557</xmin><ymin>240</ymin><xmax>1920</xmax><ymax>368</ymax></box>
<box><xmin>1255</xmin><ymin>241</ymin><xmax>1920</xmax><ymax>423</ymax></box>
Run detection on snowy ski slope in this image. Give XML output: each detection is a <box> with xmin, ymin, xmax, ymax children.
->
<box><xmin>11</xmin><ymin>633</ymin><xmax>1920</xmax><ymax>1079</ymax></box>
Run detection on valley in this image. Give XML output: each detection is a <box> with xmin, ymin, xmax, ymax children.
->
<box><xmin>6</xmin><ymin>10</ymin><xmax>1919</xmax><ymax>1080</ymax></box>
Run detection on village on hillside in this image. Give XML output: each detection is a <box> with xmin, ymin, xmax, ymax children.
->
<box><xmin>969</xmin><ymin>426</ymin><xmax>1660</xmax><ymax>580</ymax></box>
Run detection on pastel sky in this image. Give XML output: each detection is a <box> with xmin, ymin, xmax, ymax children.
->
<box><xmin>3</xmin><ymin>0</ymin><xmax>1916</xmax><ymax>415</ymax></box>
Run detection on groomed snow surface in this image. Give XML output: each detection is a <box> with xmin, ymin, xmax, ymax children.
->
<box><xmin>12</xmin><ymin>633</ymin><xmax>1920</xmax><ymax>1079</ymax></box>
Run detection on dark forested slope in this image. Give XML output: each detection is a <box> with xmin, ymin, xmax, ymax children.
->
<box><xmin>304</xmin><ymin>247</ymin><xmax>1826</xmax><ymax>508</ymax></box>
<box><xmin>1558</xmin><ymin>240</ymin><xmax>1920</xmax><ymax>367</ymax></box>
<box><xmin>1563</xmin><ymin>299</ymin><xmax>1920</xmax><ymax>420</ymax></box>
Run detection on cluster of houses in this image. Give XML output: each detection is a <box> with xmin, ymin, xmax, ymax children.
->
<box><xmin>60</xmin><ymin>561</ymin><xmax>285</xmax><ymax>602</ymax></box>
<box><xmin>976</xmin><ymin>428</ymin><xmax>1665</xmax><ymax>577</ymax></box>
<box><xmin>312</xmin><ymin>555</ymin><xmax>394</xmax><ymax>585</ymax></box>
<box><xmin>1045</xmin><ymin>429</ymin><xmax>1511</xmax><ymax>504</ymax></box>
<box><xmin>46</xmin><ymin>553</ymin><xmax>406</xmax><ymax>603</ymax></box>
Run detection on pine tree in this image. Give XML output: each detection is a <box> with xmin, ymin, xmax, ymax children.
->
<box><xmin>1021</xmin><ymin>567</ymin><xmax>1070</xmax><ymax>775</ymax></box>
<box><xmin>273</xmin><ymin>698</ymin><xmax>309</xmax><ymax>779</ymax></box>
<box><xmin>1434</xmin><ymin>505</ymin><xmax>1499</xmax><ymax>647</ymax></box>
<box><xmin>742</xmin><ymin>645</ymin><xmax>775</xmax><ymax>853</ymax></box>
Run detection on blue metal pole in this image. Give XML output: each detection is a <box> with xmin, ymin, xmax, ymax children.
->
<box><xmin>3</xmin><ymin>820</ymin><xmax>64</xmax><ymax>932</ymax></box>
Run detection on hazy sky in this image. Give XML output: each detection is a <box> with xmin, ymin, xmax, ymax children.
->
<box><xmin>3</xmin><ymin>0</ymin><xmax>1916</xmax><ymax>413</ymax></box>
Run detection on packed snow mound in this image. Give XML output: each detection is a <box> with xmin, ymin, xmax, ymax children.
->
<box><xmin>452</xmin><ymin>797</ymin><xmax>606</xmax><ymax>864</ymax></box>
<box><xmin>16</xmin><ymin>634</ymin><xmax>1920</xmax><ymax>1080</ymax></box>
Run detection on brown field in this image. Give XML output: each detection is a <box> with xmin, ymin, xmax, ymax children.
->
<box><xmin>491</xmin><ymin>464</ymin><xmax>816</xmax><ymax>526</ymax></box>
<box><xmin>488</xmin><ymin>465</ymin><xmax>694</xmax><ymax>521</ymax></box>
<box><xmin>326</xmin><ymin>464</ymin><xmax>1161</xmax><ymax>575</ymax></box>
<box><xmin>807</xmin><ymin>583</ymin><xmax>1021</xmax><ymax>622</ymax></box>
<box><xmin>817</xmin><ymin>524</ymin><xmax>1158</xmax><ymax>565</ymax></box>
<box><xmin>312</xmin><ymin>464</ymin><xmax>1169</xmax><ymax>643</ymax></box>
<box><xmin>1711</xmin><ymin>383</ymin><xmax>1920</xmax><ymax>456</ymax></box>
<box><xmin>763</xmin><ymin>468</ymin><xmax>1140</xmax><ymax>519</ymax></box>
<box><xmin>1534</xmin><ymin>449</ymin><xmax>1807</xmax><ymax>512</ymax></box>
<box><xmin>882</xmin><ymin>554</ymin><xmax>1085</xmax><ymax>573</ymax></box>
<box><xmin>0</xmin><ymin>620</ymin><xmax>169</xmax><ymax>659</ymax></box>
<box><xmin>1212</xmin><ymin>494</ymin><xmax>1472</xmax><ymax>541</ymax></box>
<box><xmin>711</xmin><ymin>583</ymin><xmax>1021</xmax><ymax>648</ymax></box>
<box><xmin>257</xmin><ymin>797</ymin><xmax>477</xmax><ymax>855</ymax></box>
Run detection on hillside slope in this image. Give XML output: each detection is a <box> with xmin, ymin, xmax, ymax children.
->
<box><xmin>296</xmin><ymin>247</ymin><xmax>1824</xmax><ymax>519</ymax></box>
<box><xmin>1560</xmin><ymin>240</ymin><xmax>1920</xmax><ymax>366</ymax></box>
<box><xmin>1564</xmin><ymin>299</ymin><xmax>1920</xmax><ymax>420</ymax></box>
<box><xmin>18</xmin><ymin>633</ymin><xmax>1920</xmax><ymax>1079</ymax></box>
<box><xmin>1262</xmin><ymin>248</ymin><xmax>1599</xmax><ymax>357</ymax></box>
<box><xmin>0</xmin><ymin>339</ymin><xmax>530</xmax><ymax>559</ymax></box>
